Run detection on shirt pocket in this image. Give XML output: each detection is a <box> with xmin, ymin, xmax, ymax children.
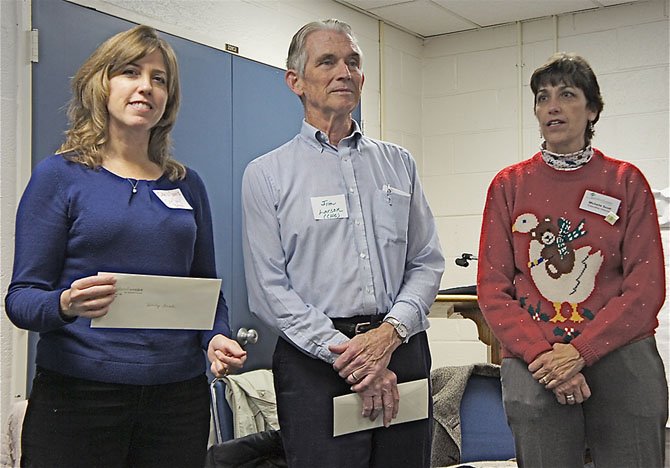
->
<box><xmin>373</xmin><ymin>185</ymin><xmax>411</xmax><ymax>244</ymax></box>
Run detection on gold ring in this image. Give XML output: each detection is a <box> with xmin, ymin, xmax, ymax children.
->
<box><xmin>540</xmin><ymin>376</ymin><xmax>548</xmax><ymax>385</ymax></box>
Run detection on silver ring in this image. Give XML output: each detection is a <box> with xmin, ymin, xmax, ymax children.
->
<box><xmin>350</xmin><ymin>371</ymin><xmax>358</xmax><ymax>381</ymax></box>
<box><xmin>566</xmin><ymin>394</ymin><xmax>575</xmax><ymax>401</ymax></box>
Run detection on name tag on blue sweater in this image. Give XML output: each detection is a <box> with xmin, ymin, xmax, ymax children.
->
<box><xmin>153</xmin><ymin>188</ymin><xmax>193</xmax><ymax>210</ymax></box>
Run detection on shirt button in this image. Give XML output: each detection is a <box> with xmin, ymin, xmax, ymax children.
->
<box><xmin>355</xmin><ymin>219</ymin><xmax>361</xmax><ymax>225</ymax></box>
<box><xmin>359</xmin><ymin>252</ymin><xmax>366</xmax><ymax>259</ymax></box>
<box><xmin>349</xmin><ymin>187</ymin><xmax>355</xmax><ymax>193</ymax></box>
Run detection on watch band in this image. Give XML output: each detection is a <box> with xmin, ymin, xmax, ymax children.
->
<box><xmin>384</xmin><ymin>317</ymin><xmax>408</xmax><ymax>343</ymax></box>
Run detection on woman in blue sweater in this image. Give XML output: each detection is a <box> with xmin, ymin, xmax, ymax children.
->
<box><xmin>5</xmin><ymin>25</ymin><xmax>246</xmax><ymax>467</ymax></box>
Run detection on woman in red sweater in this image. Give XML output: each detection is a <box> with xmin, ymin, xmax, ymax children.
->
<box><xmin>477</xmin><ymin>52</ymin><xmax>667</xmax><ymax>467</ymax></box>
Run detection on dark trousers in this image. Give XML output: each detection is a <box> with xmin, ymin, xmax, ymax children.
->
<box><xmin>273</xmin><ymin>332</ymin><xmax>433</xmax><ymax>468</ymax></box>
<box><xmin>501</xmin><ymin>337</ymin><xmax>668</xmax><ymax>468</ymax></box>
<box><xmin>21</xmin><ymin>368</ymin><xmax>210</xmax><ymax>468</ymax></box>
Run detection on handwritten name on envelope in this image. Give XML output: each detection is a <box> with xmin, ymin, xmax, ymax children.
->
<box><xmin>91</xmin><ymin>272</ymin><xmax>221</xmax><ymax>330</ymax></box>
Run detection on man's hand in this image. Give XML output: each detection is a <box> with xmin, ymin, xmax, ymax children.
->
<box><xmin>207</xmin><ymin>334</ymin><xmax>248</xmax><ymax>378</ymax></box>
<box><xmin>329</xmin><ymin>323</ymin><xmax>402</xmax><ymax>385</ymax></box>
<box><xmin>356</xmin><ymin>368</ymin><xmax>400</xmax><ymax>427</ymax></box>
<box><xmin>528</xmin><ymin>343</ymin><xmax>585</xmax><ymax>389</ymax></box>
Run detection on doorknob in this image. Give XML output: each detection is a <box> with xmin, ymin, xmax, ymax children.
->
<box><xmin>236</xmin><ymin>328</ymin><xmax>259</xmax><ymax>347</ymax></box>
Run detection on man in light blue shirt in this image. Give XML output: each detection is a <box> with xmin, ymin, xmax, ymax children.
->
<box><xmin>241</xmin><ymin>18</ymin><xmax>444</xmax><ymax>468</ymax></box>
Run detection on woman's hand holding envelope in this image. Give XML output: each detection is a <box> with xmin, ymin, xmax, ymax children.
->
<box><xmin>59</xmin><ymin>274</ymin><xmax>117</xmax><ymax>319</ymax></box>
<box><xmin>207</xmin><ymin>334</ymin><xmax>247</xmax><ymax>377</ymax></box>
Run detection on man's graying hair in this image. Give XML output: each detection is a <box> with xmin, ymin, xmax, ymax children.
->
<box><xmin>286</xmin><ymin>19</ymin><xmax>363</xmax><ymax>77</ymax></box>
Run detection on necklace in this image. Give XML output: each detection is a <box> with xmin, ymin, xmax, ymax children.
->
<box><xmin>127</xmin><ymin>178</ymin><xmax>139</xmax><ymax>194</ymax></box>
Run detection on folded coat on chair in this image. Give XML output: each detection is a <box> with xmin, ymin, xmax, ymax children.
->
<box><xmin>223</xmin><ymin>369</ymin><xmax>279</xmax><ymax>439</ymax></box>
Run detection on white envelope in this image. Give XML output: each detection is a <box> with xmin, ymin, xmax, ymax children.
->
<box><xmin>90</xmin><ymin>272</ymin><xmax>221</xmax><ymax>330</ymax></box>
<box><xmin>333</xmin><ymin>378</ymin><xmax>429</xmax><ymax>437</ymax></box>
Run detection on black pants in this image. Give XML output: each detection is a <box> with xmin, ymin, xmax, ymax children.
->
<box><xmin>21</xmin><ymin>368</ymin><xmax>210</xmax><ymax>468</ymax></box>
<box><xmin>273</xmin><ymin>332</ymin><xmax>433</xmax><ymax>468</ymax></box>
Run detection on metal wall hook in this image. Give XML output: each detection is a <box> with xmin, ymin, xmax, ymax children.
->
<box><xmin>236</xmin><ymin>327</ymin><xmax>259</xmax><ymax>347</ymax></box>
<box><xmin>455</xmin><ymin>252</ymin><xmax>478</xmax><ymax>267</ymax></box>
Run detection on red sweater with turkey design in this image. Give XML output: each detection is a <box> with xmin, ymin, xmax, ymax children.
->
<box><xmin>477</xmin><ymin>149</ymin><xmax>665</xmax><ymax>366</ymax></box>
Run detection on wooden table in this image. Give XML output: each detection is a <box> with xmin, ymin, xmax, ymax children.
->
<box><xmin>434</xmin><ymin>294</ymin><xmax>502</xmax><ymax>365</ymax></box>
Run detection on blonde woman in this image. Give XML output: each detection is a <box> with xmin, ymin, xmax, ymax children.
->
<box><xmin>6</xmin><ymin>25</ymin><xmax>246</xmax><ymax>467</ymax></box>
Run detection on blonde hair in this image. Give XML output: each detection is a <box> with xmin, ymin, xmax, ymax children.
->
<box><xmin>58</xmin><ymin>25</ymin><xmax>185</xmax><ymax>180</ymax></box>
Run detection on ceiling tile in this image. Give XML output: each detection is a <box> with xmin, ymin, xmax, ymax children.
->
<box><xmin>433</xmin><ymin>0</ymin><xmax>598</xmax><ymax>27</ymax></box>
<box><xmin>345</xmin><ymin>0</ymin><xmax>412</xmax><ymax>8</ymax></box>
<box><xmin>337</xmin><ymin>0</ymin><xmax>642</xmax><ymax>37</ymax></box>
<box><xmin>369</xmin><ymin>0</ymin><xmax>477</xmax><ymax>36</ymax></box>
<box><xmin>597</xmin><ymin>0</ymin><xmax>640</xmax><ymax>5</ymax></box>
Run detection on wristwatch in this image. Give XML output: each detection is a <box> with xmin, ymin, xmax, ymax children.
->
<box><xmin>384</xmin><ymin>317</ymin><xmax>408</xmax><ymax>343</ymax></box>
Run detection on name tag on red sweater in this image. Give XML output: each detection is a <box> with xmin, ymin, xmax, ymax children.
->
<box><xmin>579</xmin><ymin>190</ymin><xmax>620</xmax><ymax>217</ymax></box>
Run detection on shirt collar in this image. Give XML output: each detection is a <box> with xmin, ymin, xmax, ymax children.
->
<box><xmin>299</xmin><ymin>119</ymin><xmax>362</xmax><ymax>153</ymax></box>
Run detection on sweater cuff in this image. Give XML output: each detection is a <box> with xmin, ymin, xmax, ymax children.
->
<box><xmin>570</xmin><ymin>339</ymin><xmax>599</xmax><ymax>366</ymax></box>
<box><xmin>54</xmin><ymin>288</ymin><xmax>77</xmax><ymax>325</ymax></box>
<box><xmin>523</xmin><ymin>341</ymin><xmax>553</xmax><ymax>364</ymax></box>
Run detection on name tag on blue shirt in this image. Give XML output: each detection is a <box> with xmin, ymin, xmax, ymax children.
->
<box><xmin>153</xmin><ymin>188</ymin><xmax>193</xmax><ymax>210</ymax></box>
<box><xmin>311</xmin><ymin>194</ymin><xmax>349</xmax><ymax>220</ymax></box>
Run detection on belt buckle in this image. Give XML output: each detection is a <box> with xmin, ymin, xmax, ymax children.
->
<box><xmin>354</xmin><ymin>322</ymin><xmax>371</xmax><ymax>334</ymax></box>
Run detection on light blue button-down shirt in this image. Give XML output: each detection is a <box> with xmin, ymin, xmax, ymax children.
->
<box><xmin>241</xmin><ymin>120</ymin><xmax>444</xmax><ymax>363</ymax></box>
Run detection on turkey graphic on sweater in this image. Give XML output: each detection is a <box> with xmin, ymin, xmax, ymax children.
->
<box><xmin>512</xmin><ymin>213</ymin><xmax>604</xmax><ymax>323</ymax></box>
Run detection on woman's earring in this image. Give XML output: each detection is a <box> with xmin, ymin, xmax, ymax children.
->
<box><xmin>588</xmin><ymin>121</ymin><xmax>594</xmax><ymax>133</ymax></box>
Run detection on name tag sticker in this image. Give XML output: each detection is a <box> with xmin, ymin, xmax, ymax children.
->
<box><xmin>604</xmin><ymin>211</ymin><xmax>620</xmax><ymax>225</ymax></box>
<box><xmin>579</xmin><ymin>190</ymin><xmax>621</xmax><ymax>218</ymax></box>
<box><xmin>311</xmin><ymin>194</ymin><xmax>349</xmax><ymax>220</ymax></box>
<box><xmin>153</xmin><ymin>188</ymin><xmax>193</xmax><ymax>210</ymax></box>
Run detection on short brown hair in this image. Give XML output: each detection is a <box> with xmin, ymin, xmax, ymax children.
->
<box><xmin>530</xmin><ymin>52</ymin><xmax>604</xmax><ymax>143</ymax></box>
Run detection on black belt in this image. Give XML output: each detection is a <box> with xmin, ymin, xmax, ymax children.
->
<box><xmin>331</xmin><ymin>314</ymin><xmax>386</xmax><ymax>338</ymax></box>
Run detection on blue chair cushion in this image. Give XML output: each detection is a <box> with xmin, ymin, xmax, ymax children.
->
<box><xmin>459</xmin><ymin>374</ymin><xmax>516</xmax><ymax>462</ymax></box>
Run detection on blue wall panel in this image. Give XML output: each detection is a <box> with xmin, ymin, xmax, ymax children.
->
<box><xmin>29</xmin><ymin>0</ymin><xmax>311</xmax><ymax>391</ymax></box>
<box><xmin>231</xmin><ymin>56</ymin><xmax>303</xmax><ymax>369</ymax></box>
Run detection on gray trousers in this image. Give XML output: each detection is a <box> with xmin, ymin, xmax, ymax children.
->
<box><xmin>501</xmin><ymin>337</ymin><xmax>668</xmax><ymax>468</ymax></box>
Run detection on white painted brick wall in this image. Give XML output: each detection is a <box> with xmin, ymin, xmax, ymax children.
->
<box><xmin>422</xmin><ymin>0</ymin><xmax>669</xmax><ymax>422</ymax></box>
<box><xmin>427</xmin><ymin>317</ymin><xmax>488</xmax><ymax>370</ymax></box>
<box><xmin>423</xmin><ymin>1</ymin><xmax>669</xmax><ymax>291</ymax></box>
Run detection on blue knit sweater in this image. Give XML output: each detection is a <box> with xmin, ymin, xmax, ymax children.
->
<box><xmin>5</xmin><ymin>155</ymin><xmax>231</xmax><ymax>385</ymax></box>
